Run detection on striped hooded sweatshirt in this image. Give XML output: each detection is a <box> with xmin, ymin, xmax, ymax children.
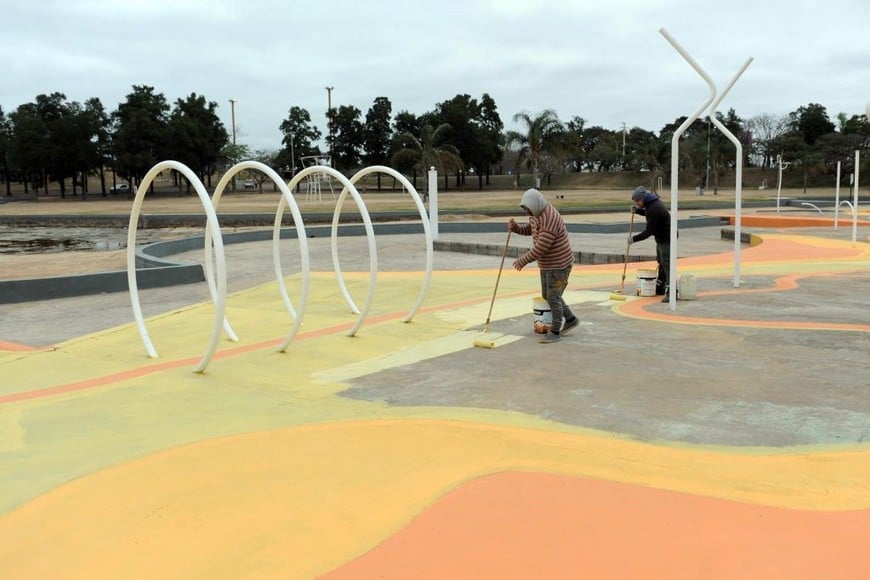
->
<box><xmin>513</xmin><ymin>188</ymin><xmax>574</xmax><ymax>270</ymax></box>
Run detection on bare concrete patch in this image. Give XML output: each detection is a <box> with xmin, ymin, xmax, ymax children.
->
<box><xmin>341</xmin><ymin>276</ymin><xmax>870</xmax><ymax>447</ymax></box>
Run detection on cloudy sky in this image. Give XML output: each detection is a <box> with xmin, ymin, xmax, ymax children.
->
<box><xmin>3</xmin><ymin>0</ymin><xmax>869</xmax><ymax>152</ymax></box>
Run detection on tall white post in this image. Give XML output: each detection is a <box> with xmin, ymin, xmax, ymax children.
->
<box><xmin>834</xmin><ymin>161</ymin><xmax>841</xmax><ymax>231</ymax></box>
<box><xmin>707</xmin><ymin>57</ymin><xmax>753</xmax><ymax>288</ymax></box>
<box><xmin>660</xmin><ymin>28</ymin><xmax>717</xmax><ymax>311</ymax></box>
<box><xmin>853</xmin><ymin>150</ymin><xmax>860</xmax><ymax>245</ymax></box>
<box><xmin>428</xmin><ymin>166</ymin><xmax>439</xmax><ymax>241</ymax></box>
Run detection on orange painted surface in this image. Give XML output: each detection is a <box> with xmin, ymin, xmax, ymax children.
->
<box><xmin>0</xmin><ymin>340</ymin><xmax>43</xmax><ymax>352</ymax></box>
<box><xmin>733</xmin><ymin>214</ymin><xmax>870</xmax><ymax>228</ymax></box>
<box><xmin>734</xmin><ymin>235</ymin><xmax>866</xmax><ymax>261</ymax></box>
<box><xmin>326</xmin><ymin>471</ymin><xmax>870</xmax><ymax>579</ymax></box>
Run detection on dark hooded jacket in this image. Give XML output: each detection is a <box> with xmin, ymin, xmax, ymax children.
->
<box><xmin>632</xmin><ymin>193</ymin><xmax>670</xmax><ymax>245</ymax></box>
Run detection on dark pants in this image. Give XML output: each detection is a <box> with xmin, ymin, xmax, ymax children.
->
<box><xmin>540</xmin><ymin>266</ymin><xmax>575</xmax><ymax>333</ymax></box>
<box><xmin>656</xmin><ymin>242</ymin><xmax>671</xmax><ymax>294</ymax></box>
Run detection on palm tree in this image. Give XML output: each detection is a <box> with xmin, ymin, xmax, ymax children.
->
<box><xmin>391</xmin><ymin>123</ymin><xmax>463</xmax><ymax>197</ymax></box>
<box><xmin>505</xmin><ymin>109</ymin><xmax>565</xmax><ymax>188</ymax></box>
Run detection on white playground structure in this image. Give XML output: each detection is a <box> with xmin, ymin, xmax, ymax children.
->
<box><xmin>126</xmin><ymin>160</ymin><xmax>433</xmax><ymax>373</ymax></box>
<box><xmin>300</xmin><ymin>155</ymin><xmax>335</xmax><ymax>202</ymax></box>
<box><xmin>659</xmin><ymin>27</ymin><xmax>752</xmax><ymax>307</ymax></box>
<box><xmin>660</xmin><ymin>28</ymin><xmax>865</xmax><ymax>309</ymax></box>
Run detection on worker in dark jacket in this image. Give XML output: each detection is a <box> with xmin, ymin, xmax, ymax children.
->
<box><xmin>628</xmin><ymin>186</ymin><xmax>671</xmax><ymax>301</ymax></box>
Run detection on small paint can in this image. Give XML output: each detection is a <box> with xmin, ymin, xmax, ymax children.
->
<box><xmin>532</xmin><ymin>296</ymin><xmax>552</xmax><ymax>334</ymax></box>
<box><xmin>636</xmin><ymin>269</ymin><xmax>658</xmax><ymax>297</ymax></box>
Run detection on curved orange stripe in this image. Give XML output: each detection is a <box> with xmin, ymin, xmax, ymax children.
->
<box><xmin>617</xmin><ymin>272</ymin><xmax>870</xmax><ymax>332</ymax></box>
<box><xmin>326</xmin><ymin>471</ymin><xmax>870</xmax><ymax>579</ymax></box>
<box><xmin>0</xmin><ymin>340</ymin><xmax>45</xmax><ymax>352</ymax></box>
<box><xmin>735</xmin><ymin>214</ymin><xmax>870</xmax><ymax>228</ymax></box>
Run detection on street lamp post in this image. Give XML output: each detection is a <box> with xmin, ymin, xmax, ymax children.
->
<box><xmin>704</xmin><ymin>115</ymin><xmax>711</xmax><ymax>195</ymax></box>
<box><xmin>228</xmin><ymin>99</ymin><xmax>237</xmax><ymax>146</ymax></box>
<box><xmin>290</xmin><ymin>133</ymin><xmax>295</xmax><ymax>177</ymax></box>
<box><xmin>325</xmin><ymin>86</ymin><xmax>334</xmax><ymax>168</ymax></box>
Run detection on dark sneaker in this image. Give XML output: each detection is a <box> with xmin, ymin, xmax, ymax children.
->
<box><xmin>561</xmin><ymin>317</ymin><xmax>579</xmax><ymax>335</ymax></box>
<box><xmin>661</xmin><ymin>294</ymin><xmax>670</xmax><ymax>303</ymax></box>
<box><xmin>539</xmin><ymin>331</ymin><xmax>561</xmax><ymax>344</ymax></box>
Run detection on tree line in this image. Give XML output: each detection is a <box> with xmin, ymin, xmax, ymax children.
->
<box><xmin>1</xmin><ymin>85</ymin><xmax>868</xmax><ymax>198</ymax></box>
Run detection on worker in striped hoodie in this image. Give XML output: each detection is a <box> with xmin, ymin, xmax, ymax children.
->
<box><xmin>508</xmin><ymin>188</ymin><xmax>579</xmax><ymax>344</ymax></box>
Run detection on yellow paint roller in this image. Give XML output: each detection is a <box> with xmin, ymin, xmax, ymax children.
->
<box><xmin>610</xmin><ymin>207</ymin><xmax>635</xmax><ymax>301</ymax></box>
<box><xmin>473</xmin><ymin>230</ymin><xmax>512</xmax><ymax>349</ymax></box>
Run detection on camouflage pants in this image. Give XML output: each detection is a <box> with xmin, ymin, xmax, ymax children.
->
<box><xmin>539</xmin><ymin>266</ymin><xmax>575</xmax><ymax>334</ymax></box>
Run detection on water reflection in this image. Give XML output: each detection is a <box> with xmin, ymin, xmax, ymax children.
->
<box><xmin>0</xmin><ymin>226</ymin><xmax>204</xmax><ymax>254</ymax></box>
<box><xmin>0</xmin><ymin>227</ymin><xmax>129</xmax><ymax>254</ymax></box>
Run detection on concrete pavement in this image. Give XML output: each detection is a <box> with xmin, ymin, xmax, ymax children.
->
<box><xmin>1</xmin><ymin>209</ymin><xmax>869</xmax><ymax>578</ymax></box>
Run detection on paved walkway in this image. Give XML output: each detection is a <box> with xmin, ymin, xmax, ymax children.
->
<box><xmin>1</xmin><ymin>209</ymin><xmax>869</xmax><ymax>578</ymax></box>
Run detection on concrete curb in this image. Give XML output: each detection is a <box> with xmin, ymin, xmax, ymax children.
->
<box><xmin>0</xmin><ymin>216</ymin><xmax>730</xmax><ymax>304</ymax></box>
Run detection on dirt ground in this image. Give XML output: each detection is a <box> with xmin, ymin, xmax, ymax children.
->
<box><xmin>0</xmin><ymin>185</ymin><xmax>835</xmax><ymax>214</ymax></box>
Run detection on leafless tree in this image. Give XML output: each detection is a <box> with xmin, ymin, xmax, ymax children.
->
<box><xmin>745</xmin><ymin>113</ymin><xmax>789</xmax><ymax>168</ymax></box>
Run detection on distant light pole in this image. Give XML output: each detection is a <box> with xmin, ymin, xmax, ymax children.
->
<box><xmin>228</xmin><ymin>99</ymin><xmax>237</xmax><ymax>146</ymax></box>
<box><xmin>704</xmin><ymin>115</ymin><xmax>711</xmax><ymax>195</ymax></box>
<box><xmin>289</xmin><ymin>133</ymin><xmax>295</xmax><ymax>177</ymax></box>
<box><xmin>621</xmin><ymin>122</ymin><xmax>626</xmax><ymax>165</ymax></box>
<box><xmin>325</xmin><ymin>86</ymin><xmax>334</xmax><ymax>167</ymax></box>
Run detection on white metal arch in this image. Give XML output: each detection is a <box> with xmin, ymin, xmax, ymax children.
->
<box><xmin>126</xmin><ymin>160</ymin><xmax>227</xmax><ymax>373</ymax></box>
<box><xmin>209</xmin><ymin>161</ymin><xmax>312</xmax><ymax>349</ymax></box>
<box><xmin>340</xmin><ymin>165</ymin><xmax>433</xmax><ymax>323</ymax></box>
<box><xmin>279</xmin><ymin>165</ymin><xmax>377</xmax><ymax>341</ymax></box>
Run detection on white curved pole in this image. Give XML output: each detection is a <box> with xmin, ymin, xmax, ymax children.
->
<box><xmin>126</xmin><ymin>160</ymin><xmax>227</xmax><ymax>373</ymax></box>
<box><xmin>834</xmin><ymin>161</ymin><xmax>841</xmax><ymax>231</ymax></box>
<box><xmin>660</xmin><ymin>27</ymin><xmax>717</xmax><ymax>311</ymax></box>
<box><xmin>280</xmin><ymin>165</ymin><xmax>377</xmax><ymax>340</ymax></box>
<box><xmin>707</xmin><ymin>57</ymin><xmax>753</xmax><ymax>288</ymax></box>
<box><xmin>211</xmin><ymin>161</ymin><xmax>312</xmax><ymax>334</ymax></box>
<box><xmin>202</xmin><ymin>169</ymin><xmax>241</xmax><ymax>343</ymax></box>
<box><xmin>342</xmin><ymin>165</ymin><xmax>434</xmax><ymax>323</ymax></box>
<box><xmin>329</xmin><ymin>193</ymin><xmax>362</xmax><ymax>315</ymax></box>
<box><xmin>853</xmin><ymin>150</ymin><xmax>860</xmax><ymax>245</ymax></box>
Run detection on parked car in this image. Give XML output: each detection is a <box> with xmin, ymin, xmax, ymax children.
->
<box><xmin>109</xmin><ymin>183</ymin><xmax>130</xmax><ymax>195</ymax></box>
<box><xmin>243</xmin><ymin>180</ymin><xmax>256</xmax><ymax>190</ymax></box>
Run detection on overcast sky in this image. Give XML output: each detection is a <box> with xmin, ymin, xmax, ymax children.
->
<box><xmin>3</xmin><ymin>0</ymin><xmax>869</xmax><ymax>152</ymax></box>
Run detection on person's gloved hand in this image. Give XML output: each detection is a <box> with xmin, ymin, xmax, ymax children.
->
<box><xmin>512</xmin><ymin>259</ymin><xmax>523</xmax><ymax>271</ymax></box>
<box><xmin>508</xmin><ymin>218</ymin><xmax>517</xmax><ymax>232</ymax></box>
<box><xmin>627</xmin><ymin>235</ymin><xmax>634</xmax><ymax>245</ymax></box>
<box><xmin>630</xmin><ymin>206</ymin><xmax>638</xmax><ymax>214</ymax></box>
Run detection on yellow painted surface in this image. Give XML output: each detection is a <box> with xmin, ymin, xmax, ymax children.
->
<box><xmin>1</xmin><ymin>232</ymin><xmax>869</xmax><ymax>578</ymax></box>
<box><xmin>1</xmin><ymin>419</ymin><xmax>869</xmax><ymax>579</ymax></box>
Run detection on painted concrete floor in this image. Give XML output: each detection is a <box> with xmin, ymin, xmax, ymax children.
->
<box><xmin>1</xmin><ymin>217</ymin><xmax>869</xmax><ymax>579</ymax></box>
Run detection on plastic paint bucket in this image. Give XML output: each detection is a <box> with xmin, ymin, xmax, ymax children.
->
<box><xmin>532</xmin><ymin>296</ymin><xmax>552</xmax><ymax>334</ymax></box>
<box><xmin>679</xmin><ymin>274</ymin><xmax>697</xmax><ymax>300</ymax></box>
<box><xmin>636</xmin><ymin>269</ymin><xmax>658</xmax><ymax>297</ymax></box>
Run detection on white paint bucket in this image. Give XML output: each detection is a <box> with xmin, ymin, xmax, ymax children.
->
<box><xmin>636</xmin><ymin>269</ymin><xmax>658</xmax><ymax>297</ymax></box>
<box><xmin>532</xmin><ymin>296</ymin><xmax>552</xmax><ymax>334</ymax></box>
<box><xmin>679</xmin><ymin>274</ymin><xmax>697</xmax><ymax>300</ymax></box>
